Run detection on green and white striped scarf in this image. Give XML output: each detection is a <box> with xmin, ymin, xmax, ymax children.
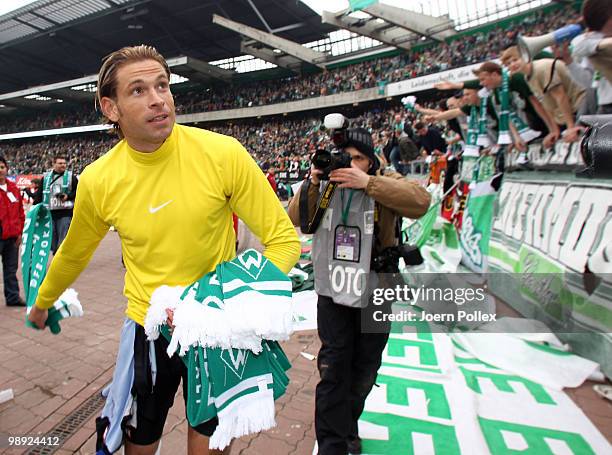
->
<box><xmin>21</xmin><ymin>204</ymin><xmax>83</xmax><ymax>334</ymax></box>
<box><xmin>477</xmin><ymin>69</ymin><xmax>541</xmax><ymax>146</ymax></box>
<box><xmin>497</xmin><ymin>68</ymin><xmax>512</xmax><ymax>145</ymax></box>
<box><xmin>145</xmin><ymin>249</ymin><xmax>293</xmax><ymax>449</ymax></box>
<box><xmin>42</xmin><ymin>170</ymin><xmax>73</xmax><ymax>208</ymax></box>
<box><xmin>462</xmin><ymin>105</ymin><xmax>482</xmax><ymax>183</ymax></box>
<box><xmin>465</xmin><ymin>105</ymin><xmax>481</xmax><ymax>156</ymax></box>
<box><xmin>476</xmin><ymin>92</ymin><xmax>490</xmax><ymax>147</ymax></box>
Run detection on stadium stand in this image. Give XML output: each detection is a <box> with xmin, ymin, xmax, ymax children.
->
<box><xmin>0</xmin><ymin>6</ymin><xmax>577</xmax><ymax>138</ymax></box>
<box><xmin>0</xmin><ymin>5</ymin><xmax>580</xmax><ymax>176</ymax></box>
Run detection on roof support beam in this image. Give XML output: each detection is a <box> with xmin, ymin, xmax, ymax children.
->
<box><xmin>47</xmin><ymin>88</ymin><xmax>94</xmax><ymax>102</ymax></box>
<box><xmin>212</xmin><ymin>14</ymin><xmax>327</xmax><ymax>68</ymax></box>
<box><xmin>321</xmin><ymin>10</ymin><xmax>415</xmax><ymax>51</ymax></box>
<box><xmin>0</xmin><ymin>57</ymin><xmax>208</xmax><ymax>101</ymax></box>
<box><xmin>170</xmin><ymin>56</ymin><xmax>235</xmax><ymax>82</ymax></box>
<box><xmin>363</xmin><ymin>4</ymin><xmax>455</xmax><ymax>41</ymax></box>
<box><xmin>240</xmin><ymin>41</ymin><xmax>301</xmax><ymax>72</ymax></box>
<box><xmin>245</xmin><ymin>0</ymin><xmax>272</xmax><ymax>33</ymax></box>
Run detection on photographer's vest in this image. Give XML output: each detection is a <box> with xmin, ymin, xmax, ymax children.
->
<box><xmin>312</xmin><ymin>184</ymin><xmax>375</xmax><ymax>308</ymax></box>
<box><xmin>42</xmin><ymin>170</ymin><xmax>74</xmax><ymax>211</ymax></box>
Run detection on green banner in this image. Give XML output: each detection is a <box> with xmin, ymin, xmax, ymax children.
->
<box><xmin>487</xmin><ymin>175</ymin><xmax>612</xmax><ymax>377</ymax></box>
<box><xmin>404</xmin><ymin>201</ymin><xmax>439</xmax><ymax>248</ymax></box>
<box><xmin>460</xmin><ymin>180</ymin><xmax>497</xmax><ymax>273</ymax></box>
<box><xmin>349</xmin><ymin>0</ymin><xmax>377</xmax><ymax>11</ymax></box>
<box><xmin>356</xmin><ymin>316</ymin><xmax>609</xmax><ymax>454</ymax></box>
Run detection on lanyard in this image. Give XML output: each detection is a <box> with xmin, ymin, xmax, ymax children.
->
<box><xmin>340</xmin><ymin>189</ymin><xmax>354</xmax><ymax>225</ymax></box>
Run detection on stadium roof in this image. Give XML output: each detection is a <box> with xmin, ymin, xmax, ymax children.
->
<box><xmin>0</xmin><ymin>0</ymin><xmax>335</xmax><ymax>93</ymax></box>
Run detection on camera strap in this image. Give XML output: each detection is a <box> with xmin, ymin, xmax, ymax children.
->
<box><xmin>542</xmin><ymin>58</ymin><xmax>559</xmax><ymax>94</ymax></box>
<box><xmin>299</xmin><ymin>180</ymin><xmax>338</xmax><ymax>234</ymax></box>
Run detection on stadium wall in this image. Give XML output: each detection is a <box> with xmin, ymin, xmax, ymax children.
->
<box><xmin>487</xmin><ymin>171</ymin><xmax>612</xmax><ymax>377</ymax></box>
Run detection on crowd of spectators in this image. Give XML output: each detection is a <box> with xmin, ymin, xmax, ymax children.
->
<box><xmin>0</xmin><ymin>104</ymin><xmax>100</xmax><ymax>135</ymax></box>
<box><xmin>175</xmin><ymin>7</ymin><xmax>576</xmax><ymax>114</ymax></box>
<box><xmin>0</xmin><ymin>100</ymin><xmax>429</xmax><ymax>176</ymax></box>
<box><xmin>0</xmin><ymin>97</ymin><xmax>444</xmax><ymax>175</ymax></box>
<box><xmin>1</xmin><ymin>135</ymin><xmax>114</xmax><ymax>175</ymax></box>
<box><xmin>0</xmin><ymin>6</ymin><xmax>578</xmax><ymax>135</ymax></box>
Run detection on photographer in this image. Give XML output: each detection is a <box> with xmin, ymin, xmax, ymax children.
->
<box><xmin>33</xmin><ymin>155</ymin><xmax>78</xmax><ymax>254</ymax></box>
<box><xmin>288</xmin><ymin>125</ymin><xmax>430</xmax><ymax>455</ymax></box>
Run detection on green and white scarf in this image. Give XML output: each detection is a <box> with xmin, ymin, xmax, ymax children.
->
<box><xmin>478</xmin><ymin>69</ymin><xmax>541</xmax><ymax>146</ymax></box>
<box><xmin>476</xmin><ymin>92</ymin><xmax>491</xmax><ymax>147</ymax></box>
<box><xmin>401</xmin><ymin>95</ymin><xmax>417</xmax><ymax>113</ymax></box>
<box><xmin>476</xmin><ymin>155</ymin><xmax>496</xmax><ymax>182</ymax></box>
<box><xmin>145</xmin><ymin>249</ymin><xmax>293</xmax><ymax>355</ymax></box>
<box><xmin>461</xmin><ymin>106</ymin><xmax>482</xmax><ymax>183</ymax></box>
<box><xmin>21</xmin><ymin>204</ymin><xmax>83</xmax><ymax>334</ymax></box>
<box><xmin>509</xmin><ymin>111</ymin><xmax>541</xmax><ymax>143</ymax></box>
<box><xmin>177</xmin><ymin>336</ymin><xmax>290</xmax><ymax>449</ymax></box>
<box><xmin>497</xmin><ymin>69</ymin><xmax>512</xmax><ymax>145</ymax></box>
<box><xmin>42</xmin><ymin>170</ymin><xmax>73</xmax><ymax>209</ymax></box>
<box><xmin>145</xmin><ymin>249</ymin><xmax>293</xmax><ymax>449</ymax></box>
<box><xmin>465</xmin><ymin>105</ymin><xmax>481</xmax><ymax>156</ymax></box>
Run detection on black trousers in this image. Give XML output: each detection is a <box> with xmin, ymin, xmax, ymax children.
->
<box><xmin>0</xmin><ymin>237</ymin><xmax>20</xmax><ymax>305</ymax></box>
<box><xmin>315</xmin><ymin>295</ymin><xmax>390</xmax><ymax>455</ymax></box>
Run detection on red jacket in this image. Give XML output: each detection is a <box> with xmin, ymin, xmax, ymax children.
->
<box><xmin>0</xmin><ymin>180</ymin><xmax>25</xmax><ymax>239</ymax></box>
<box><xmin>266</xmin><ymin>172</ymin><xmax>278</xmax><ymax>194</ymax></box>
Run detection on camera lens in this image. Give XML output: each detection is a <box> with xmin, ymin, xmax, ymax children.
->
<box><xmin>312</xmin><ymin>149</ymin><xmax>332</xmax><ymax>170</ymax></box>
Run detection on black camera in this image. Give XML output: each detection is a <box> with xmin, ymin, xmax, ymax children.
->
<box><xmin>311</xmin><ymin>113</ymin><xmax>353</xmax><ymax>180</ymax></box>
<box><xmin>311</xmin><ymin>148</ymin><xmax>352</xmax><ymax>180</ymax></box>
<box><xmin>372</xmin><ymin>244</ymin><xmax>424</xmax><ymax>273</ymax></box>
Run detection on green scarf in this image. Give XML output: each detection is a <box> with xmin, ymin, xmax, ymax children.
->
<box><xmin>465</xmin><ymin>105</ymin><xmax>481</xmax><ymax>156</ymax></box>
<box><xmin>476</xmin><ymin>92</ymin><xmax>491</xmax><ymax>147</ymax></box>
<box><xmin>509</xmin><ymin>111</ymin><xmax>540</xmax><ymax>142</ymax></box>
<box><xmin>146</xmin><ymin>249</ymin><xmax>293</xmax><ymax>450</ymax></box>
<box><xmin>42</xmin><ymin>170</ymin><xmax>72</xmax><ymax>208</ymax></box>
<box><xmin>461</xmin><ymin>106</ymin><xmax>481</xmax><ymax>183</ymax></box>
<box><xmin>497</xmin><ymin>69</ymin><xmax>512</xmax><ymax>145</ymax></box>
<box><xmin>476</xmin><ymin>155</ymin><xmax>496</xmax><ymax>182</ymax></box>
<box><xmin>21</xmin><ymin>204</ymin><xmax>82</xmax><ymax>334</ymax></box>
<box><xmin>182</xmin><ymin>338</ymin><xmax>290</xmax><ymax>450</ymax></box>
<box><xmin>497</xmin><ymin>70</ymin><xmax>541</xmax><ymax>144</ymax></box>
<box><xmin>478</xmin><ymin>70</ymin><xmax>542</xmax><ymax>147</ymax></box>
<box><xmin>288</xmin><ymin>262</ymin><xmax>314</xmax><ymax>292</ymax></box>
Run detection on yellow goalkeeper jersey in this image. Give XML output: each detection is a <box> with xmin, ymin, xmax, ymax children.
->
<box><xmin>35</xmin><ymin>124</ymin><xmax>300</xmax><ymax>326</ymax></box>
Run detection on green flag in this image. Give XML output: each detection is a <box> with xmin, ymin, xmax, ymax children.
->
<box><xmin>404</xmin><ymin>201</ymin><xmax>439</xmax><ymax>248</ymax></box>
<box><xmin>460</xmin><ymin>179</ymin><xmax>498</xmax><ymax>273</ymax></box>
<box><xmin>349</xmin><ymin>0</ymin><xmax>377</xmax><ymax>11</ymax></box>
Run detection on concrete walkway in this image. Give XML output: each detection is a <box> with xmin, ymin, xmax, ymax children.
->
<box><xmin>0</xmin><ymin>232</ymin><xmax>610</xmax><ymax>454</ymax></box>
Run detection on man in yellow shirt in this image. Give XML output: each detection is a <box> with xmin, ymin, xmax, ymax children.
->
<box><xmin>28</xmin><ymin>45</ymin><xmax>300</xmax><ymax>455</ymax></box>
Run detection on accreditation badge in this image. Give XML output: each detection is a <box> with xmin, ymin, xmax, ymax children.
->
<box><xmin>333</xmin><ymin>225</ymin><xmax>361</xmax><ymax>262</ymax></box>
